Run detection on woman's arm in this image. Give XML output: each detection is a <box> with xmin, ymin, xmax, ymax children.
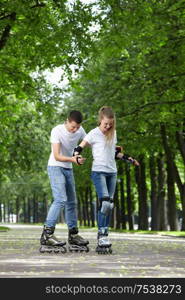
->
<box><xmin>79</xmin><ymin>140</ymin><xmax>90</xmax><ymax>148</ymax></box>
<box><xmin>73</xmin><ymin>140</ymin><xmax>90</xmax><ymax>156</ymax></box>
<box><xmin>115</xmin><ymin>145</ymin><xmax>139</xmax><ymax>166</ymax></box>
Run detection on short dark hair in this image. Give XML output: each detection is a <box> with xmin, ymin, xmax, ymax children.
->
<box><xmin>68</xmin><ymin>110</ymin><xmax>83</xmax><ymax>124</ymax></box>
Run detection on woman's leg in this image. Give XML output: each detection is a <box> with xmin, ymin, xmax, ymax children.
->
<box><xmin>91</xmin><ymin>171</ymin><xmax>109</xmax><ymax>232</ymax></box>
<box><xmin>104</xmin><ymin>173</ymin><xmax>117</xmax><ymax>228</ymax></box>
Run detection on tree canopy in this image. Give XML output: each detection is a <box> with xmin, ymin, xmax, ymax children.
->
<box><xmin>1</xmin><ymin>0</ymin><xmax>185</xmax><ymax>230</ymax></box>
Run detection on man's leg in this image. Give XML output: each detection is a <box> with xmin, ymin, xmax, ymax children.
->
<box><xmin>40</xmin><ymin>166</ymin><xmax>67</xmax><ymax>253</ymax></box>
<box><xmin>64</xmin><ymin>168</ymin><xmax>78</xmax><ymax>228</ymax></box>
<box><xmin>65</xmin><ymin>169</ymin><xmax>89</xmax><ymax>251</ymax></box>
<box><xmin>46</xmin><ymin>166</ymin><xmax>67</xmax><ymax>227</ymax></box>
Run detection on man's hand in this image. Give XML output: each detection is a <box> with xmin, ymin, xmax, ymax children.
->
<box><xmin>72</xmin><ymin>155</ymin><xmax>86</xmax><ymax>165</ymax></box>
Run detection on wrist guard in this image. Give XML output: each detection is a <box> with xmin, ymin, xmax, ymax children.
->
<box><xmin>115</xmin><ymin>146</ymin><xmax>122</xmax><ymax>159</ymax></box>
<box><xmin>73</xmin><ymin>146</ymin><xmax>83</xmax><ymax>156</ymax></box>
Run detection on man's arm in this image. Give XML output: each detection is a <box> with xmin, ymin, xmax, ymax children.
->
<box><xmin>52</xmin><ymin>143</ymin><xmax>85</xmax><ymax>165</ymax></box>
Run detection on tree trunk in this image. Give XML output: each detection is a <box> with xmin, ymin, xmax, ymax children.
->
<box><xmin>16</xmin><ymin>197</ymin><xmax>20</xmax><ymax>223</ymax></box>
<box><xmin>175</xmin><ymin>130</ymin><xmax>185</xmax><ymax>230</ymax></box>
<box><xmin>41</xmin><ymin>193</ymin><xmax>47</xmax><ymax>223</ymax></box>
<box><xmin>89</xmin><ymin>186</ymin><xmax>95</xmax><ymax>227</ymax></box>
<box><xmin>126</xmin><ymin>165</ymin><xmax>134</xmax><ymax>230</ymax></box>
<box><xmin>157</xmin><ymin>155</ymin><xmax>168</xmax><ymax>230</ymax></box>
<box><xmin>118</xmin><ymin>164</ymin><xmax>126</xmax><ymax>229</ymax></box>
<box><xmin>77</xmin><ymin>194</ymin><xmax>83</xmax><ymax>227</ymax></box>
<box><xmin>23</xmin><ymin>197</ymin><xmax>26</xmax><ymax>223</ymax></box>
<box><xmin>33</xmin><ymin>194</ymin><xmax>38</xmax><ymax>223</ymax></box>
<box><xmin>172</xmin><ymin>163</ymin><xmax>185</xmax><ymax>230</ymax></box>
<box><xmin>27</xmin><ymin>197</ymin><xmax>31</xmax><ymax>223</ymax></box>
<box><xmin>149</xmin><ymin>155</ymin><xmax>158</xmax><ymax>230</ymax></box>
<box><xmin>7</xmin><ymin>200</ymin><xmax>10</xmax><ymax>222</ymax></box>
<box><xmin>160</xmin><ymin>123</ymin><xmax>178</xmax><ymax>230</ymax></box>
<box><xmin>135</xmin><ymin>155</ymin><xmax>148</xmax><ymax>230</ymax></box>
<box><xmin>81</xmin><ymin>191</ymin><xmax>87</xmax><ymax>226</ymax></box>
<box><xmin>176</xmin><ymin>130</ymin><xmax>185</xmax><ymax>165</ymax></box>
<box><xmin>114</xmin><ymin>184</ymin><xmax>121</xmax><ymax>229</ymax></box>
<box><xmin>0</xmin><ymin>12</ymin><xmax>16</xmax><ymax>51</ymax></box>
<box><xmin>120</xmin><ymin>177</ymin><xmax>126</xmax><ymax>229</ymax></box>
<box><xmin>85</xmin><ymin>187</ymin><xmax>90</xmax><ymax>227</ymax></box>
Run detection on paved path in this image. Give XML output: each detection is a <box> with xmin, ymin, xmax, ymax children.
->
<box><xmin>0</xmin><ymin>224</ymin><xmax>185</xmax><ymax>278</ymax></box>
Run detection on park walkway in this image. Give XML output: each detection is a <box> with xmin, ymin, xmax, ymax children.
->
<box><xmin>0</xmin><ymin>224</ymin><xmax>185</xmax><ymax>278</ymax></box>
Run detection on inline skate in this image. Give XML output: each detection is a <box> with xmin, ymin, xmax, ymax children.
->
<box><xmin>39</xmin><ymin>226</ymin><xmax>67</xmax><ymax>253</ymax></box>
<box><xmin>96</xmin><ymin>231</ymin><xmax>112</xmax><ymax>254</ymax></box>
<box><xmin>68</xmin><ymin>227</ymin><xmax>89</xmax><ymax>252</ymax></box>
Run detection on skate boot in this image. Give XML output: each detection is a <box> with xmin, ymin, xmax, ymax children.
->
<box><xmin>68</xmin><ymin>227</ymin><xmax>89</xmax><ymax>252</ymax></box>
<box><xmin>96</xmin><ymin>230</ymin><xmax>112</xmax><ymax>254</ymax></box>
<box><xmin>39</xmin><ymin>226</ymin><xmax>67</xmax><ymax>253</ymax></box>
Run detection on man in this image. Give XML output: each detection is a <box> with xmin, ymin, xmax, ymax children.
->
<box><xmin>40</xmin><ymin>110</ymin><xmax>89</xmax><ymax>253</ymax></box>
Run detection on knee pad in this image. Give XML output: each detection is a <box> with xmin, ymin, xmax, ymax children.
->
<box><xmin>99</xmin><ymin>197</ymin><xmax>114</xmax><ymax>216</ymax></box>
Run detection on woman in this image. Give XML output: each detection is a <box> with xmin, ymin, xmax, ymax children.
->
<box><xmin>74</xmin><ymin>106</ymin><xmax>139</xmax><ymax>253</ymax></box>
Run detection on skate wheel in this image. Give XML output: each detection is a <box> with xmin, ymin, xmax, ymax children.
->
<box><xmin>61</xmin><ymin>247</ymin><xmax>67</xmax><ymax>254</ymax></box>
<box><xmin>96</xmin><ymin>246</ymin><xmax>112</xmax><ymax>254</ymax></box>
<box><xmin>39</xmin><ymin>247</ymin><xmax>45</xmax><ymax>253</ymax></box>
<box><xmin>45</xmin><ymin>248</ymin><xmax>52</xmax><ymax>253</ymax></box>
<box><xmin>54</xmin><ymin>249</ymin><xmax>59</xmax><ymax>253</ymax></box>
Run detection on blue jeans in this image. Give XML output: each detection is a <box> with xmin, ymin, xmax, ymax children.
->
<box><xmin>91</xmin><ymin>171</ymin><xmax>117</xmax><ymax>233</ymax></box>
<box><xmin>45</xmin><ymin>166</ymin><xmax>77</xmax><ymax>229</ymax></box>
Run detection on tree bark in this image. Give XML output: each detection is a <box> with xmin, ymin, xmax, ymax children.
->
<box><xmin>0</xmin><ymin>12</ymin><xmax>16</xmax><ymax>51</ymax></box>
<box><xmin>149</xmin><ymin>155</ymin><xmax>158</xmax><ymax>230</ymax></box>
<box><xmin>176</xmin><ymin>130</ymin><xmax>185</xmax><ymax>165</ymax></box>
<box><xmin>118</xmin><ymin>164</ymin><xmax>126</xmax><ymax>229</ymax></box>
<box><xmin>157</xmin><ymin>155</ymin><xmax>168</xmax><ymax>230</ymax></box>
<box><xmin>126</xmin><ymin>165</ymin><xmax>134</xmax><ymax>230</ymax></box>
<box><xmin>160</xmin><ymin>123</ymin><xmax>178</xmax><ymax>230</ymax></box>
<box><xmin>120</xmin><ymin>177</ymin><xmax>126</xmax><ymax>229</ymax></box>
<box><xmin>135</xmin><ymin>155</ymin><xmax>148</xmax><ymax>230</ymax></box>
<box><xmin>89</xmin><ymin>186</ymin><xmax>95</xmax><ymax>227</ymax></box>
<box><xmin>85</xmin><ymin>187</ymin><xmax>90</xmax><ymax>227</ymax></box>
<box><xmin>16</xmin><ymin>197</ymin><xmax>20</xmax><ymax>223</ymax></box>
<box><xmin>114</xmin><ymin>184</ymin><xmax>121</xmax><ymax>229</ymax></box>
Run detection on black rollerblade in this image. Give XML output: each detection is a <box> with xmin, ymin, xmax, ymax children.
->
<box><xmin>96</xmin><ymin>232</ymin><xmax>112</xmax><ymax>254</ymax></box>
<box><xmin>68</xmin><ymin>227</ymin><xmax>89</xmax><ymax>252</ymax></box>
<box><xmin>39</xmin><ymin>226</ymin><xmax>67</xmax><ymax>253</ymax></box>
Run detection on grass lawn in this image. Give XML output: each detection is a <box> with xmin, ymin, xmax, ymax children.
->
<box><xmin>0</xmin><ymin>226</ymin><xmax>10</xmax><ymax>232</ymax></box>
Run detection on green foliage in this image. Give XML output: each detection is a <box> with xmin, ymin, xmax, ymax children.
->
<box><xmin>67</xmin><ymin>0</ymin><xmax>185</xmax><ymax>156</ymax></box>
<box><xmin>1</xmin><ymin>0</ymin><xmax>185</xmax><ymax>227</ymax></box>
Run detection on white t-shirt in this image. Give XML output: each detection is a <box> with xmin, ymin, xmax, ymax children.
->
<box><xmin>84</xmin><ymin>127</ymin><xmax>117</xmax><ymax>173</ymax></box>
<box><xmin>48</xmin><ymin>123</ymin><xmax>86</xmax><ymax>168</ymax></box>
